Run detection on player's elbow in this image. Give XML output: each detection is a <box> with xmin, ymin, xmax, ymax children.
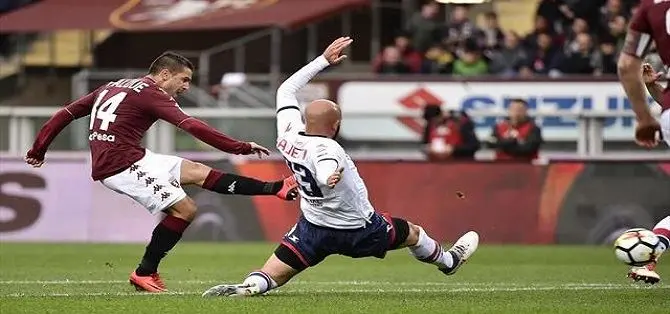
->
<box><xmin>276</xmin><ymin>82</ymin><xmax>297</xmax><ymax>100</ymax></box>
<box><xmin>617</xmin><ymin>53</ymin><xmax>640</xmax><ymax>78</ymax></box>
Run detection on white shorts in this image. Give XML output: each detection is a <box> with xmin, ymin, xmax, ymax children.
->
<box><xmin>662</xmin><ymin>109</ymin><xmax>670</xmax><ymax>147</ymax></box>
<box><xmin>101</xmin><ymin>150</ymin><xmax>187</xmax><ymax>214</ymax></box>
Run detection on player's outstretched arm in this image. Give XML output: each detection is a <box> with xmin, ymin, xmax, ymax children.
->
<box><xmin>148</xmin><ymin>91</ymin><xmax>268</xmax><ymax>157</ymax></box>
<box><xmin>276</xmin><ymin>36</ymin><xmax>352</xmax><ymax>136</ymax></box>
<box><xmin>178</xmin><ymin>118</ymin><xmax>269</xmax><ymax>157</ymax></box>
<box><xmin>26</xmin><ymin>89</ymin><xmax>100</xmax><ymax>167</ymax></box>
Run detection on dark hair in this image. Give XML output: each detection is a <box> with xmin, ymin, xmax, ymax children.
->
<box><xmin>148</xmin><ymin>51</ymin><xmax>194</xmax><ymax>75</ymax></box>
<box><xmin>510</xmin><ymin>98</ymin><xmax>528</xmax><ymax>107</ymax></box>
<box><xmin>485</xmin><ymin>11</ymin><xmax>497</xmax><ymax>19</ymax></box>
<box><xmin>423</xmin><ymin>105</ymin><xmax>443</xmax><ymax>121</ymax></box>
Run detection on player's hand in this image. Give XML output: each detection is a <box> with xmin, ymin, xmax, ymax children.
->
<box><xmin>24</xmin><ymin>156</ymin><xmax>44</xmax><ymax>168</ymax></box>
<box><xmin>327</xmin><ymin>167</ymin><xmax>344</xmax><ymax>188</ymax></box>
<box><xmin>642</xmin><ymin>63</ymin><xmax>663</xmax><ymax>84</ymax></box>
<box><xmin>635</xmin><ymin>118</ymin><xmax>662</xmax><ymax>148</ymax></box>
<box><xmin>322</xmin><ymin>36</ymin><xmax>353</xmax><ymax>65</ymax></box>
<box><xmin>248</xmin><ymin>142</ymin><xmax>270</xmax><ymax>158</ymax></box>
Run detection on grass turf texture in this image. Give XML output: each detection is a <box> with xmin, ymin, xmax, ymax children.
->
<box><xmin>0</xmin><ymin>243</ymin><xmax>668</xmax><ymax>313</ymax></box>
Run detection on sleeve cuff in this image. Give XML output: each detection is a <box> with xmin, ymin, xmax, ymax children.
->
<box><xmin>314</xmin><ymin>55</ymin><xmax>330</xmax><ymax>68</ymax></box>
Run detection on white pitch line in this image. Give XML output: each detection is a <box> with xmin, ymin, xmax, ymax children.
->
<box><xmin>0</xmin><ymin>280</ymin><xmax>646</xmax><ymax>287</ymax></box>
<box><xmin>2</xmin><ymin>285</ymin><xmax>668</xmax><ymax>298</ymax></box>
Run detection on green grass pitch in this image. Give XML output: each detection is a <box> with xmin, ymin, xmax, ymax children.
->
<box><xmin>0</xmin><ymin>243</ymin><xmax>668</xmax><ymax>313</ymax></box>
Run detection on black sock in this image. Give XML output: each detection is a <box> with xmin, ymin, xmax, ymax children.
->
<box><xmin>136</xmin><ymin>215</ymin><xmax>190</xmax><ymax>276</ymax></box>
<box><xmin>202</xmin><ymin>170</ymin><xmax>282</xmax><ymax>195</ymax></box>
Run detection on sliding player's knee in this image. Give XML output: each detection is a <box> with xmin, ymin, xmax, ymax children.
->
<box><xmin>403</xmin><ymin>221</ymin><xmax>422</xmax><ymax>247</ymax></box>
<box><xmin>387</xmin><ymin>217</ymin><xmax>412</xmax><ymax>250</ymax></box>
<box><xmin>179</xmin><ymin>159</ymin><xmax>212</xmax><ymax>186</ymax></box>
<box><xmin>264</xmin><ymin>251</ymin><xmax>301</xmax><ymax>286</ymax></box>
<box><xmin>169</xmin><ymin>197</ymin><xmax>198</xmax><ymax>221</ymax></box>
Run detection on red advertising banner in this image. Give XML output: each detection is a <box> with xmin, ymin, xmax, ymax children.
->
<box><xmin>237</xmin><ymin>161</ymin><xmax>670</xmax><ymax>244</ymax></box>
<box><xmin>2</xmin><ymin>155</ymin><xmax>668</xmax><ymax>244</ymax></box>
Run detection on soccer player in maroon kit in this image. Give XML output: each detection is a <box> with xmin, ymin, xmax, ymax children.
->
<box><xmin>617</xmin><ymin>0</ymin><xmax>670</xmax><ymax>284</ymax></box>
<box><xmin>618</xmin><ymin>0</ymin><xmax>670</xmax><ymax>148</ymax></box>
<box><xmin>25</xmin><ymin>52</ymin><xmax>298</xmax><ymax>292</ymax></box>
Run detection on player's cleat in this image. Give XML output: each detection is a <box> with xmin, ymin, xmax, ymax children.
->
<box><xmin>129</xmin><ymin>271</ymin><xmax>166</xmax><ymax>292</ymax></box>
<box><xmin>277</xmin><ymin>176</ymin><xmax>299</xmax><ymax>200</ymax></box>
<box><xmin>202</xmin><ymin>283</ymin><xmax>259</xmax><ymax>297</ymax></box>
<box><xmin>440</xmin><ymin>231</ymin><xmax>479</xmax><ymax>276</ymax></box>
<box><xmin>628</xmin><ymin>261</ymin><xmax>661</xmax><ymax>284</ymax></box>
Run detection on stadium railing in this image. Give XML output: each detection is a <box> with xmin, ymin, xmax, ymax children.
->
<box><xmin>0</xmin><ymin>106</ymin><xmax>648</xmax><ymax>157</ymax></box>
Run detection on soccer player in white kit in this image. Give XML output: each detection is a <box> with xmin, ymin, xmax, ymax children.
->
<box><xmin>202</xmin><ymin>37</ymin><xmax>480</xmax><ymax>297</ymax></box>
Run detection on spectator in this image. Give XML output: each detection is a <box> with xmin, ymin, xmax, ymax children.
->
<box><xmin>535</xmin><ymin>0</ymin><xmax>574</xmax><ymax>34</ymax></box>
<box><xmin>393</xmin><ymin>34</ymin><xmax>423</xmax><ymax>72</ymax></box>
<box><xmin>443</xmin><ymin>5</ymin><xmax>478</xmax><ymax>50</ymax></box>
<box><xmin>422</xmin><ymin>106</ymin><xmax>480</xmax><ymax>161</ymax></box>
<box><xmin>554</xmin><ymin>33</ymin><xmax>596</xmax><ymax>75</ymax></box>
<box><xmin>452</xmin><ymin>40</ymin><xmax>488</xmax><ymax>76</ymax></box>
<box><xmin>593</xmin><ymin>34</ymin><xmax>619</xmax><ymax>75</ymax></box>
<box><xmin>564</xmin><ymin>18</ymin><xmax>590</xmax><ymax>53</ymax></box>
<box><xmin>525</xmin><ymin>32</ymin><xmax>559</xmax><ymax>75</ymax></box>
<box><xmin>373</xmin><ymin>34</ymin><xmax>423</xmax><ymax>73</ymax></box>
<box><xmin>421</xmin><ymin>43</ymin><xmax>455</xmax><ymax>74</ymax></box>
<box><xmin>489</xmin><ymin>32</ymin><xmax>528</xmax><ymax>76</ymax></box>
<box><xmin>478</xmin><ymin>12</ymin><xmax>505</xmax><ymax>51</ymax></box>
<box><xmin>599</xmin><ymin>0</ymin><xmax>627</xmax><ymax>33</ymax></box>
<box><xmin>604</xmin><ymin>15</ymin><xmax>627</xmax><ymax>54</ymax></box>
<box><xmin>452</xmin><ymin>51</ymin><xmax>487</xmax><ymax>76</ymax></box>
<box><xmin>374</xmin><ymin>47</ymin><xmax>411</xmax><ymax>74</ymax></box>
<box><xmin>488</xmin><ymin>99</ymin><xmax>543</xmax><ymax>162</ymax></box>
<box><xmin>405</xmin><ymin>1</ymin><xmax>441</xmax><ymax>53</ymax></box>
<box><xmin>523</xmin><ymin>16</ymin><xmax>556</xmax><ymax>50</ymax></box>
<box><xmin>518</xmin><ymin>66</ymin><xmax>535</xmax><ymax>78</ymax></box>
<box><xmin>568</xmin><ymin>0</ymin><xmax>603</xmax><ymax>32</ymax></box>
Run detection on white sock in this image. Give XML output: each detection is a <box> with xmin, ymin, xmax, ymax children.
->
<box><xmin>243</xmin><ymin>271</ymin><xmax>277</xmax><ymax>294</ymax></box>
<box><xmin>653</xmin><ymin>216</ymin><xmax>670</xmax><ymax>254</ymax></box>
<box><xmin>408</xmin><ymin>227</ymin><xmax>454</xmax><ymax>269</ymax></box>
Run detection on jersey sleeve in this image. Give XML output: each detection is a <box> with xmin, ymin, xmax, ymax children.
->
<box><xmin>313</xmin><ymin>142</ymin><xmax>345</xmax><ymax>185</ymax></box>
<box><xmin>143</xmin><ymin>87</ymin><xmax>191</xmax><ymax>126</ymax></box>
<box><xmin>64</xmin><ymin>86</ymin><xmax>104</xmax><ymax>118</ymax></box>
<box><xmin>623</xmin><ymin>1</ymin><xmax>653</xmax><ymax>58</ymax></box>
<box><xmin>27</xmin><ymin>87</ymin><xmax>103</xmax><ymax>160</ymax></box>
<box><xmin>276</xmin><ymin>56</ymin><xmax>330</xmax><ymax>137</ymax></box>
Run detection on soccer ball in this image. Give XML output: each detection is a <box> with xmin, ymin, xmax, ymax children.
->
<box><xmin>614</xmin><ymin>228</ymin><xmax>660</xmax><ymax>267</ymax></box>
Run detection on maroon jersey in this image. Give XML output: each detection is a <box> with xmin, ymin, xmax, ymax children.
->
<box><xmin>29</xmin><ymin>77</ymin><xmax>252</xmax><ymax>180</ymax></box>
<box><xmin>625</xmin><ymin>0</ymin><xmax>670</xmax><ymax>110</ymax></box>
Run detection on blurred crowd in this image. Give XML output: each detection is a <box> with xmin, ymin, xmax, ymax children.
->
<box><xmin>375</xmin><ymin>0</ymin><xmax>661</xmax><ymax>77</ymax></box>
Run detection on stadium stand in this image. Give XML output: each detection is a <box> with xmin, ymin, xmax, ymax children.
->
<box><xmin>377</xmin><ymin>0</ymin><xmax>655</xmax><ymax>76</ymax></box>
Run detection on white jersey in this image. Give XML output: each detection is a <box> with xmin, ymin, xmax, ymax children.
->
<box><xmin>275</xmin><ymin>56</ymin><xmax>374</xmax><ymax>229</ymax></box>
